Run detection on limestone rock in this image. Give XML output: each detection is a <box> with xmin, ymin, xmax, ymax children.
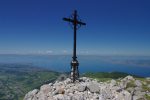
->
<box><xmin>40</xmin><ymin>84</ymin><xmax>52</xmax><ymax>94</ymax></box>
<box><xmin>87</xmin><ymin>82</ymin><xmax>100</xmax><ymax>93</ymax></box>
<box><xmin>116</xmin><ymin>90</ymin><xmax>132</xmax><ymax>100</ymax></box>
<box><xmin>24</xmin><ymin>76</ymin><xmax>147</xmax><ymax>100</ymax></box>
<box><xmin>77</xmin><ymin>83</ymin><xmax>86</xmax><ymax>92</ymax></box>
<box><xmin>24</xmin><ymin>89</ymin><xmax>39</xmax><ymax>100</ymax></box>
<box><xmin>53</xmin><ymin>86</ymin><xmax>65</xmax><ymax>95</ymax></box>
<box><xmin>126</xmin><ymin>75</ymin><xmax>135</xmax><ymax>81</ymax></box>
<box><xmin>110</xmin><ymin>79</ymin><xmax>117</xmax><ymax>86</ymax></box>
<box><xmin>134</xmin><ymin>80</ymin><xmax>142</xmax><ymax>87</ymax></box>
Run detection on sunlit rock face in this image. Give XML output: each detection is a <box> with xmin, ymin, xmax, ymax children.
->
<box><xmin>24</xmin><ymin>76</ymin><xmax>150</xmax><ymax>100</ymax></box>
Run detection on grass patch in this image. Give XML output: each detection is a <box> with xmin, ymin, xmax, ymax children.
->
<box><xmin>82</xmin><ymin>71</ymin><xmax>136</xmax><ymax>82</ymax></box>
<box><xmin>145</xmin><ymin>94</ymin><xmax>150</xmax><ymax>100</ymax></box>
<box><xmin>82</xmin><ymin>71</ymin><xmax>141</xmax><ymax>79</ymax></box>
<box><xmin>126</xmin><ymin>80</ymin><xmax>136</xmax><ymax>88</ymax></box>
<box><xmin>142</xmin><ymin>85</ymin><xmax>150</xmax><ymax>92</ymax></box>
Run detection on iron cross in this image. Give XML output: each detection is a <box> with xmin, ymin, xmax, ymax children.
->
<box><xmin>63</xmin><ymin>10</ymin><xmax>86</xmax><ymax>82</ymax></box>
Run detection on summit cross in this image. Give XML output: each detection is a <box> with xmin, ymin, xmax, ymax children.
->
<box><xmin>63</xmin><ymin>10</ymin><xmax>86</xmax><ymax>82</ymax></box>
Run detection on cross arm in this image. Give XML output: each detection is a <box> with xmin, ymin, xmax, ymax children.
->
<box><xmin>63</xmin><ymin>18</ymin><xmax>74</xmax><ymax>23</ymax></box>
<box><xmin>77</xmin><ymin>21</ymin><xmax>86</xmax><ymax>26</ymax></box>
<box><xmin>63</xmin><ymin>18</ymin><xmax>86</xmax><ymax>26</ymax></box>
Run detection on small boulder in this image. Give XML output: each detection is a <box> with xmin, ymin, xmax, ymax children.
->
<box><xmin>134</xmin><ymin>80</ymin><xmax>142</xmax><ymax>87</ymax></box>
<box><xmin>123</xmin><ymin>75</ymin><xmax>135</xmax><ymax>81</ymax></box>
<box><xmin>53</xmin><ymin>94</ymin><xmax>66</xmax><ymax>100</ymax></box>
<box><xmin>87</xmin><ymin>82</ymin><xmax>100</xmax><ymax>93</ymax></box>
<box><xmin>40</xmin><ymin>84</ymin><xmax>52</xmax><ymax>94</ymax></box>
<box><xmin>64</xmin><ymin>78</ymin><xmax>72</xmax><ymax>84</ymax></box>
<box><xmin>117</xmin><ymin>90</ymin><xmax>132</xmax><ymax>100</ymax></box>
<box><xmin>24</xmin><ymin>89</ymin><xmax>39</xmax><ymax>100</ymax></box>
<box><xmin>77</xmin><ymin>84</ymin><xmax>86</xmax><ymax>92</ymax></box>
<box><xmin>110</xmin><ymin>79</ymin><xmax>117</xmax><ymax>86</ymax></box>
<box><xmin>54</xmin><ymin>86</ymin><xmax>65</xmax><ymax>94</ymax></box>
<box><xmin>72</xmin><ymin>93</ymin><xmax>84</xmax><ymax>100</ymax></box>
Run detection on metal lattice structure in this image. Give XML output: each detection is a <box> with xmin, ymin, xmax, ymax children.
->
<box><xmin>63</xmin><ymin>10</ymin><xmax>86</xmax><ymax>82</ymax></box>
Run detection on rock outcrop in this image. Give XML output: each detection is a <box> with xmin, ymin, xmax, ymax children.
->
<box><xmin>24</xmin><ymin>76</ymin><xmax>150</xmax><ymax>100</ymax></box>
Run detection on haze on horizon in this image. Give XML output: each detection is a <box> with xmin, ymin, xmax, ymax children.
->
<box><xmin>0</xmin><ymin>0</ymin><xmax>150</xmax><ymax>56</ymax></box>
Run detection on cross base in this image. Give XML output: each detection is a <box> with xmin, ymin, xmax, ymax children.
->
<box><xmin>70</xmin><ymin>60</ymin><xmax>79</xmax><ymax>82</ymax></box>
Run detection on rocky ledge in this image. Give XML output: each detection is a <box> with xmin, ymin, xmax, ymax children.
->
<box><xmin>24</xmin><ymin>76</ymin><xmax>150</xmax><ymax>100</ymax></box>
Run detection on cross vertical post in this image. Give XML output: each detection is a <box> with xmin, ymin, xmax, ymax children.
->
<box><xmin>73</xmin><ymin>10</ymin><xmax>77</xmax><ymax>61</ymax></box>
<box><xmin>63</xmin><ymin>10</ymin><xmax>86</xmax><ymax>82</ymax></box>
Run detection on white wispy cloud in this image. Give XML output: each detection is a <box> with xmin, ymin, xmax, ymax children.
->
<box><xmin>46</xmin><ymin>50</ymin><xmax>53</xmax><ymax>54</ymax></box>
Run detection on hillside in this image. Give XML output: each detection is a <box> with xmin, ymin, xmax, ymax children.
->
<box><xmin>0</xmin><ymin>64</ymin><xmax>60</xmax><ymax>100</ymax></box>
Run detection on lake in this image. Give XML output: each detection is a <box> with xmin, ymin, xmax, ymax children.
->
<box><xmin>0</xmin><ymin>54</ymin><xmax>150</xmax><ymax>77</ymax></box>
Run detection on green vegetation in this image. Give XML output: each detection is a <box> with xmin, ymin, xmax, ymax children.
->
<box><xmin>145</xmin><ymin>94</ymin><xmax>150</xmax><ymax>100</ymax></box>
<box><xmin>135</xmin><ymin>78</ymin><xmax>150</xmax><ymax>92</ymax></box>
<box><xmin>0</xmin><ymin>64</ymin><xmax>60</xmax><ymax>100</ymax></box>
<box><xmin>83</xmin><ymin>72</ymin><xmax>132</xmax><ymax>79</ymax></box>
<box><xmin>126</xmin><ymin>80</ymin><xmax>136</xmax><ymax>88</ymax></box>
<box><xmin>142</xmin><ymin>85</ymin><xmax>150</xmax><ymax>92</ymax></box>
<box><xmin>82</xmin><ymin>72</ymin><xmax>140</xmax><ymax>82</ymax></box>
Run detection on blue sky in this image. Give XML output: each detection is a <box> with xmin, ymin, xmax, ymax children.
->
<box><xmin>0</xmin><ymin>0</ymin><xmax>150</xmax><ymax>55</ymax></box>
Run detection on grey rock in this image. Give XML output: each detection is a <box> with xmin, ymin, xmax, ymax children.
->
<box><xmin>58</xmin><ymin>88</ymin><xmax>65</xmax><ymax>94</ymax></box>
<box><xmin>134</xmin><ymin>86</ymin><xmax>143</xmax><ymax>91</ymax></box>
<box><xmin>100</xmin><ymin>90</ymin><xmax>110</xmax><ymax>99</ymax></box>
<box><xmin>126</xmin><ymin>87</ymin><xmax>134</xmax><ymax>93</ymax></box>
<box><xmin>77</xmin><ymin>83</ymin><xmax>86</xmax><ymax>92</ymax></box>
<box><xmin>124</xmin><ymin>75</ymin><xmax>135</xmax><ymax>81</ymax></box>
<box><xmin>87</xmin><ymin>82</ymin><xmax>100</xmax><ymax>93</ymax></box>
<box><xmin>80</xmin><ymin>77</ymin><xmax>91</xmax><ymax>82</ymax></box>
<box><xmin>110</xmin><ymin>79</ymin><xmax>117</xmax><ymax>86</ymax></box>
<box><xmin>64</xmin><ymin>78</ymin><xmax>72</xmax><ymax>84</ymax></box>
<box><xmin>72</xmin><ymin>94</ymin><xmax>84</xmax><ymax>100</ymax></box>
<box><xmin>24</xmin><ymin>89</ymin><xmax>39</xmax><ymax>100</ymax></box>
<box><xmin>119</xmin><ymin>81</ymin><xmax>127</xmax><ymax>89</ymax></box>
<box><xmin>117</xmin><ymin>90</ymin><xmax>132</xmax><ymax>100</ymax></box>
<box><xmin>134</xmin><ymin>91</ymin><xmax>146</xmax><ymax>97</ymax></box>
<box><xmin>99</xmin><ymin>94</ymin><xmax>105</xmax><ymax>100</ymax></box>
<box><xmin>53</xmin><ymin>94</ymin><xmax>65</xmax><ymax>100</ymax></box>
<box><xmin>36</xmin><ymin>91</ymin><xmax>47</xmax><ymax>100</ymax></box>
<box><xmin>133</xmin><ymin>95</ymin><xmax>145</xmax><ymax>100</ymax></box>
<box><xmin>127</xmin><ymin>75</ymin><xmax>135</xmax><ymax>80</ymax></box>
<box><xmin>53</xmin><ymin>94</ymin><xmax>71</xmax><ymax>100</ymax></box>
<box><xmin>23</xmin><ymin>76</ymin><xmax>148</xmax><ymax>100</ymax></box>
<box><xmin>101</xmin><ymin>88</ymin><xmax>114</xmax><ymax>99</ymax></box>
<box><xmin>53</xmin><ymin>86</ymin><xmax>65</xmax><ymax>95</ymax></box>
<box><xmin>134</xmin><ymin>80</ymin><xmax>142</xmax><ymax>87</ymax></box>
<box><xmin>67</xmin><ymin>87</ymin><xmax>75</xmax><ymax>93</ymax></box>
<box><xmin>40</xmin><ymin>84</ymin><xmax>52</xmax><ymax>94</ymax></box>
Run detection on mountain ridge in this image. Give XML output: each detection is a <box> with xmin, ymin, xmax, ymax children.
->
<box><xmin>24</xmin><ymin>76</ymin><xmax>150</xmax><ymax>100</ymax></box>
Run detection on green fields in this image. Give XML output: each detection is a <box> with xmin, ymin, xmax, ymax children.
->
<box><xmin>0</xmin><ymin>64</ymin><xmax>60</xmax><ymax>100</ymax></box>
<box><xmin>82</xmin><ymin>72</ymin><xmax>142</xmax><ymax>81</ymax></box>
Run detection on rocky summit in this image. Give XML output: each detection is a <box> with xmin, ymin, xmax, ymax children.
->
<box><xmin>24</xmin><ymin>76</ymin><xmax>150</xmax><ymax>100</ymax></box>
